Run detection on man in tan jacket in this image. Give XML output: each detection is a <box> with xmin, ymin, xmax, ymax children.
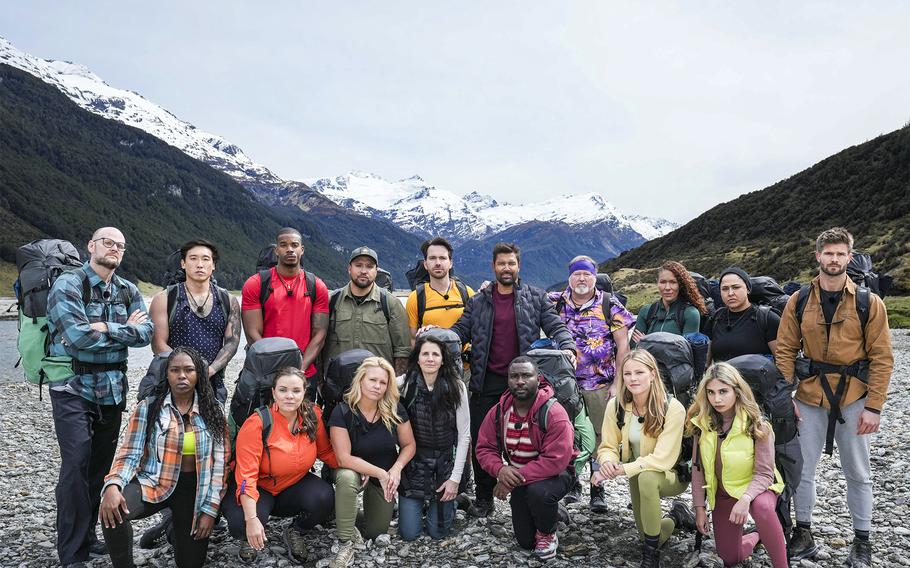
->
<box><xmin>776</xmin><ymin>227</ymin><xmax>892</xmax><ymax>568</ymax></box>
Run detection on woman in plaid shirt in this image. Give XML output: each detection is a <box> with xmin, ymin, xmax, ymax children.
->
<box><xmin>100</xmin><ymin>347</ymin><xmax>228</xmax><ymax>568</ymax></box>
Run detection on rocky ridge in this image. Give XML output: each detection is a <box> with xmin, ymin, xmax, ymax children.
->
<box><xmin>1</xmin><ymin>333</ymin><xmax>906</xmax><ymax>568</ymax></box>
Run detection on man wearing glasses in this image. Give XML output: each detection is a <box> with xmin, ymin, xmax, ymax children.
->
<box><xmin>46</xmin><ymin>227</ymin><xmax>154</xmax><ymax>568</ymax></box>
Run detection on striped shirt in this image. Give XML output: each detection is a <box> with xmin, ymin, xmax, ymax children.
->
<box><xmin>46</xmin><ymin>263</ymin><xmax>154</xmax><ymax>405</ymax></box>
<box><xmin>504</xmin><ymin>407</ymin><xmax>539</xmax><ymax>467</ymax></box>
<box><xmin>103</xmin><ymin>393</ymin><xmax>228</xmax><ymax>527</ymax></box>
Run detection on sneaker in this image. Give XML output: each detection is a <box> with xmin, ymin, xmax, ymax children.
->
<box><xmin>283</xmin><ymin>524</ymin><xmax>309</xmax><ymax>563</ymax></box>
<box><xmin>533</xmin><ymin>530</ymin><xmax>558</xmax><ymax>560</ymax></box>
<box><xmin>468</xmin><ymin>497</ymin><xmax>494</xmax><ymax>518</ymax></box>
<box><xmin>667</xmin><ymin>499</ymin><xmax>696</xmax><ymax>533</ymax></box>
<box><xmin>563</xmin><ymin>480</ymin><xmax>582</xmax><ymax>504</ymax></box>
<box><xmin>846</xmin><ymin>539</ymin><xmax>872</xmax><ymax>568</ymax></box>
<box><xmin>329</xmin><ymin>537</ymin><xmax>358</xmax><ymax>568</ymax></box>
<box><xmin>138</xmin><ymin>510</ymin><xmax>173</xmax><ymax>549</ymax></box>
<box><xmin>238</xmin><ymin>542</ymin><xmax>258</xmax><ymax>565</ymax></box>
<box><xmin>589</xmin><ymin>483</ymin><xmax>608</xmax><ymax>514</ymax></box>
<box><xmin>788</xmin><ymin>526</ymin><xmax>819</xmax><ymax>561</ymax></box>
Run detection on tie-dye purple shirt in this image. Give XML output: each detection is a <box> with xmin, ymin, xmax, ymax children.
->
<box><xmin>547</xmin><ymin>289</ymin><xmax>635</xmax><ymax>390</ymax></box>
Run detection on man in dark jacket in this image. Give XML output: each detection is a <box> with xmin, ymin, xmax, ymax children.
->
<box><xmin>447</xmin><ymin>242</ymin><xmax>575</xmax><ymax>517</ymax></box>
<box><xmin>475</xmin><ymin>356</ymin><xmax>576</xmax><ymax>560</ymax></box>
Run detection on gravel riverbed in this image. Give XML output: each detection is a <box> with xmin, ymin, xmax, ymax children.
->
<box><xmin>1</xmin><ymin>331</ymin><xmax>908</xmax><ymax>568</ymax></box>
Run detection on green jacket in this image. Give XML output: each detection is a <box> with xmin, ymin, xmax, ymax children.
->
<box><xmin>323</xmin><ymin>284</ymin><xmax>411</xmax><ymax>364</ymax></box>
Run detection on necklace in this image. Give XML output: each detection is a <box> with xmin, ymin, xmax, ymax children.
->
<box><xmin>275</xmin><ymin>272</ymin><xmax>296</xmax><ymax>297</ymax></box>
<box><xmin>186</xmin><ymin>284</ymin><xmax>211</xmax><ymax>315</ymax></box>
<box><xmin>430</xmin><ymin>282</ymin><xmax>450</xmax><ymax>301</ymax></box>
<box><xmin>725</xmin><ymin>306</ymin><xmax>751</xmax><ymax>330</ymax></box>
<box><xmin>359</xmin><ymin>404</ymin><xmax>379</xmax><ymax>423</ymax></box>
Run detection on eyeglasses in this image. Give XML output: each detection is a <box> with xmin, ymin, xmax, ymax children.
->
<box><xmin>93</xmin><ymin>237</ymin><xmax>127</xmax><ymax>252</ymax></box>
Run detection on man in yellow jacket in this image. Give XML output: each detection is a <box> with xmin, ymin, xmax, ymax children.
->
<box><xmin>776</xmin><ymin>227</ymin><xmax>893</xmax><ymax>568</ymax></box>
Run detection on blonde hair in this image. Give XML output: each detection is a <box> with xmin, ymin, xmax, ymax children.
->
<box><xmin>617</xmin><ymin>349</ymin><xmax>669</xmax><ymax>438</ymax></box>
<box><xmin>345</xmin><ymin>357</ymin><xmax>402</xmax><ymax>432</ymax></box>
<box><xmin>686</xmin><ymin>362</ymin><xmax>769</xmax><ymax>440</ymax></box>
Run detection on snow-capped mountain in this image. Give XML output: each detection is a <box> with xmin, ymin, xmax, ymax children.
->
<box><xmin>0</xmin><ymin>36</ymin><xmax>281</xmax><ymax>188</ymax></box>
<box><xmin>307</xmin><ymin>171</ymin><xmax>677</xmax><ymax>244</ymax></box>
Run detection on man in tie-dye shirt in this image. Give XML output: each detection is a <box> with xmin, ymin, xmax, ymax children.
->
<box><xmin>547</xmin><ymin>255</ymin><xmax>634</xmax><ymax>512</ymax></box>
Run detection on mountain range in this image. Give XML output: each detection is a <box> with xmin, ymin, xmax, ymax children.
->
<box><xmin>0</xmin><ymin>36</ymin><xmax>675</xmax><ymax>287</ymax></box>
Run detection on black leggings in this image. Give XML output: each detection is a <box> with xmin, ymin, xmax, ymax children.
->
<box><xmin>222</xmin><ymin>473</ymin><xmax>335</xmax><ymax>539</ymax></box>
<box><xmin>510</xmin><ymin>470</ymin><xmax>573</xmax><ymax>550</ymax></box>
<box><xmin>102</xmin><ymin>473</ymin><xmax>208</xmax><ymax>568</ymax></box>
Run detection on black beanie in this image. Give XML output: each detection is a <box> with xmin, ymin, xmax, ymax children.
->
<box><xmin>720</xmin><ymin>266</ymin><xmax>752</xmax><ymax>292</ymax></box>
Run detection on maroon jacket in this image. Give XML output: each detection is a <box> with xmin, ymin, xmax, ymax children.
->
<box><xmin>475</xmin><ymin>382</ymin><xmax>576</xmax><ymax>486</ymax></box>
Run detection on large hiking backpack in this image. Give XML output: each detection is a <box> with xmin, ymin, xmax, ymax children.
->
<box><xmin>689</xmin><ymin>272</ymin><xmax>716</xmax><ymax>333</ymax></box>
<box><xmin>137</xmin><ymin>351</ymin><xmax>172</xmax><ymax>401</ymax></box>
<box><xmin>526</xmin><ymin>348</ymin><xmax>584</xmax><ymax>423</ymax></box>
<box><xmin>375</xmin><ymin>268</ymin><xmax>394</xmax><ymax>292</ymax></box>
<box><xmin>417</xmin><ymin>327</ymin><xmax>464</xmax><ymax>378</ymax></box>
<box><xmin>321</xmin><ymin>348</ymin><xmax>374</xmax><ymax>409</ymax></box>
<box><xmin>15</xmin><ymin>239</ymin><xmax>85</xmax><ymax>386</ymax></box>
<box><xmin>748</xmin><ymin>276</ymin><xmax>790</xmax><ymax>315</ymax></box>
<box><xmin>847</xmin><ymin>251</ymin><xmax>892</xmax><ymax>298</ymax></box>
<box><xmin>636</xmin><ymin>332</ymin><xmax>696</xmax><ymax>408</ymax></box>
<box><xmin>229</xmin><ymin>337</ymin><xmax>302</xmax><ymax>436</ymax></box>
<box><xmin>725</xmin><ymin>354</ymin><xmax>803</xmax><ymax>542</ymax></box>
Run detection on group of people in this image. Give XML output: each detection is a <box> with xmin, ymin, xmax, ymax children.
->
<box><xmin>42</xmin><ymin>226</ymin><xmax>891</xmax><ymax>568</ymax></box>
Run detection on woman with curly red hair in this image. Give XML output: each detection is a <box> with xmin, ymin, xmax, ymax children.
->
<box><xmin>631</xmin><ymin>260</ymin><xmax>708</xmax><ymax>344</ymax></box>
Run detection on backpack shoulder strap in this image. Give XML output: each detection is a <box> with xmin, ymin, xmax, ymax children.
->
<box><xmin>258</xmin><ymin>269</ymin><xmax>273</xmax><ymax>310</ymax></box>
<box><xmin>416</xmin><ymin>284</ymin><xmax>427</xmax><ymax>328</ymax></box>
<box><xmin>674</xmin><ymin>301</ymin><xmax>689</xmax><ymax>334</ymax></box>
<box><xmin>795</xmin><ymin>284</ymin><xmax>812</xmax><ymax>326</ymax></box>
<box><xmin>379</xmin><ymin>289</ymin><xmax>391</xmax><ymax>323</ymax></box>
<box><xmin>116</xmin><ymin>277</ymin><xmax>133</xmax><ymax>306</ymax></box>
<box><xmin>754</xmin><ymin>305</ymin><xmax>771</xmax><ymax>331</ymax></box>
<box><xmin>644</xmin><ymin>301</ymin><xmax>660</xmax><ymax>331</ymax></box>
<box><xmin>495</xmin><ymin>403</ymin><xmax>504</xmax><ymax>456</ymax></box>
<box><xmin>255</xmin><ymin>406</ymin><xmax>274</xmax><ymax>477</ymax></box>
<box><xmin>304</xmin><ymin>270</ymin><xmax>317</xmax><ymax>307</ymax></box>
<box><xmin>166</xmin><ymin>284</ymin><xmax>180</xmax><ymax>327</ymax></box>
<box><xmin>216</xmin><ymin>285</ymin><xmax>231</xmax><ymax>321</ymax></box>
<box><xmin>80</xmin><ymin>270</ymin><xmax>92</xmax><ymax>305</ymax></box>
<box><xmin>600</xmin><ymin>291</ymin><xmax>613</xmax><ymax>320</ymax></box>
<box><xmin>401</xmin><ymin>375</ymin><xmax>418</xmax><ymax>409</ymax></box>
<box><xmin>615</xmin><ymin>400</ymin><xmax>626</xmax><ymax>430</ymax></box>
<box><xmin>536</xmin><ymin>398</ymin><xmax>556</xmax><ymax>434</ymax></box>
<box><xmin>454</xmin><ymin>280</ymin><xmax>469</xmax><ymax>307</ymax></box>
<box><xmin>855</xmin><ymin>286</ymin><xmax>870</xmax><ymax>333</ymax></box>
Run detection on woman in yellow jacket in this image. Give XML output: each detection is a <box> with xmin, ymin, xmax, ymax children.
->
<box><xmin>591</xmin><ymin>349</ymin><xmax>690</xmax><ymax>568</ymax></box>
<box><xmin>688</xmin><ymin>362</ymin><xmax>787</xmax><ymax>568</ymax></box>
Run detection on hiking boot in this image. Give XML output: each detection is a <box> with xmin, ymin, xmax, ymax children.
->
<box><xmin>455</xmin><ymin>492</ymin><xmax>472</xmax><ymax>511</ymax></box>
<box><xmin>563</xmin><ymin>480</ymin><xmax>582</xmax><ymax>504</ymax></box>
<box><xmin>468</xmin><ymin>497</ymin><xmax>494</xmax><ymax>518</ymax></box>
<box><xmin>237</xmin><ymin>542</ymin><xmax>258</xmax><ymax>565</ymax></box>
<box><xmin>788</xmin><ymin>525</ymin><xmax>819</xmax><ymax>561</ymax></box>
<box><xmin>329</xmin><ymin>529</ymin><xmax>363</xmax><ymax>568</ymax></box>
<box><xmin>283</xmin><ymin>524</ymin><xmax>309</xmax><ymax>563</ymax></box>
<box><xmin>640</xmin><ymin>538</ymin><xmax>661</xmax><ymax>568</ymax></box>
<box><xmin>589</xmin><ymin>483</ymin><xmax>608</xmax><ymax>514</ymax></box>
<box><xmin>138</xmin><ymin>510</ymin><xmax>173</xmax><ymax>549</ymax></box>
<box><xmin>533</xmin><ymin>530</ymin><xmax>559</xmax><ymax>560</ymax></box>
<box><xmin>666</xmin><ymin>499</ymin><xmax>696</xmax><ymax>533</ymax></box>
<box><xmin>846</xmin><ymin>539</ymin><xmax>872</xmax><ymax>568</ymax></box>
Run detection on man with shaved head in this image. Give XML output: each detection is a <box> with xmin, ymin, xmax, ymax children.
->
<box><xmin>241</xmin><ymin>227</ymin><xmax>330</xmax><ymax>398</ymax></box>
<box><xmin>46</xmin><ymin>227</ymin><xmax>154</xmax><ymax>567</ymax></box>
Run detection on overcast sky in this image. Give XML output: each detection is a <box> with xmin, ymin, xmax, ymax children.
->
<box><xmin>4</xmin><ymin>2</ymin><xmax>909</xmax><ymax>221</ymax></box>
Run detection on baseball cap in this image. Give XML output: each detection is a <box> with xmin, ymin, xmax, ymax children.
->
<box><xmin>349</xmin><ymin>246</ymin><xmax>378</xmax><ymax>264</ymax></box>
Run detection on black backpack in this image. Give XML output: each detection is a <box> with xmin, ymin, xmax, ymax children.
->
<box><xmin>636</xmin><ymin>332</ymin><xmax>696</xmax><ymax>408</ymax></box>
<box><xmin>847</xmin><ymin>251</ymin><xmax>892</xmax><ymax>298</ymax></box>
<box><xmin>228</xmin><ymin>337</ymin><xmax>302</xmax><ymax>437</ymax></box>
<box><xmin>136</xmin><ymin>351</ymin><xmax>172</xmax><ymax>401</ymax></box>
<box><xmin>375</xmin><ymin>268</ymin><xmax>394</xmax><ymax>293</ymax></box>
<box><xmin>414</xmin><ymin>279</ymin><xmax>471</xmax><ymax>328</ymax></box>
<box><xmin>321</xmin><ymin>348</ymin><xmax>374</xmax><ymax>408</ymax></box>
<box><xmin>526</xmin><ymin>348</ymin><xmax>584</xmax><ymax>423</ymax></box>
<box><xmin>417</xmin><ymin>327</ymin><xmax>464</xmax><ymax>378</ymax></box>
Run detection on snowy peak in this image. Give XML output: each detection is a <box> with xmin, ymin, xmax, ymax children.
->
<box><xmin>306</xmin><ymin>171</ymin><xmax>677</xmax><ymax>243</ymax></box>
<box><xmin>0</xmin><ymin>35</ymin><xmax>280</xmax><ymax>187</ymax></box>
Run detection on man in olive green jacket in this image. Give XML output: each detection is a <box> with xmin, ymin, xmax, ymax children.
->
<box><xmin>775</xmin><ymin>227</ymin><xmax>892</xmax><ymax>568</ymax></box>
<box><xmin>323</xmin><ymin>247</ymin><xmax>411</xmax><ymax>375</ymax></box>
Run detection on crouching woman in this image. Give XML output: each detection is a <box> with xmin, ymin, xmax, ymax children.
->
<box><xmin>100</xmin><ymin>347</ymin><xmax>227</xmax><ymax>568</ymax></box>
<box><xmin>688</xmin><ymin>362</ymin><xmax>788</xmax><ymax>568</ymax></box>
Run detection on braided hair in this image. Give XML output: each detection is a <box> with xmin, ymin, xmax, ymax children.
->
<box><xmin>144</xmin><ymin>347</ymin><xmax>226</xmax><ymax>445</ymax></box>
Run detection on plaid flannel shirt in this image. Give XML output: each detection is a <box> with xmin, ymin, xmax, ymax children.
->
<box><xmin>46</xmin><ymin>263</ymin><xmax>154</xmax><ymax>405</ymax></box>
<box><xmin>103</xmin><ymin>393</ymin><xmax>228</xmax><ymax>526</ymax></box>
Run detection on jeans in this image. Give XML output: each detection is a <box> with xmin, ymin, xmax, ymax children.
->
<box><xmin>103</xmin><ymin>473</ymin><xmax>208</xmax><ymax>568</ymax></box>
<box><xmin>51</xmin><ymin>389</ymin><xmax>123</xmax><ymax>565</ymax></box>
<box><xmin>398</xmin><ymin>496</ymin><xmax>456</xmax><ymax>541</ymax></box>
<box><xmin>222</xmin><ymin>473</ymin><xmax>335</xmax><ymax>540</ymax></box>
<box><xmin>509</xmin><ymin>470</ymin><xmax>574</xmax><ymax>549</ymax></box>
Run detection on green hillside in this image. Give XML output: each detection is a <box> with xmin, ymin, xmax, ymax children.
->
<box><xmin>0</xmin><ymin>64</ymin><xmax>348</xmax><ymax>288</ymax></box>
<box><xmin>601</xmin><ymin>126</ymin><xmax>910</xmax><ymax>293</ymax></box>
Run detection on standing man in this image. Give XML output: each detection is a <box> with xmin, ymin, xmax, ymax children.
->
<box><xmin>241</xmin><ymin>228</ymin><xmax>330</xmax><ymax>398</ymax></box>
<box><xmin>447</xmin><ymin>242</ymin><xmax>576</xmax><ymax>517</ymax></box>
<box><xmin>776</xmin><ymin>227</ymin><xmax>892</xmax><ymax>568</ymax></box>
<box><xmin>323</xmin><ymin>246</ymin><xmax>411</xmax><ymax>374</ymax></box>
<box><xmin>547</xmin><ymin>255</ymin><xmax>634</xmax><ymax>511</ymax></box>
<box><xmin>149</xmin><ymin>239</ymin><xmax>240</xmax><ymax>403</ymax></box>
<box><xmin>405</xmin><ymin>237</ymin><xmax>475</xmax><ymax>340</ymax></box>
<box><xmin>46</xmin><ymin>227</ymin><xmax>154</xmax><ymax>568</ymax></box>
<box><xmin>475</xmin><ymin>356</ymin><xmax>576</xmax><ymax>560</ymax></box>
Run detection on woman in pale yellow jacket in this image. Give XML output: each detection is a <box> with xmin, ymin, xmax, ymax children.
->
<box><xmin>591</xmin><ymin>349</ymin><xmax>690</xmax><ymax>568</ymax></box>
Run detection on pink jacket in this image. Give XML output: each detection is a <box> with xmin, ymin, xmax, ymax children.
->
<box><xmin>475</xmin><ymin>382</ymin><xmax>577</xmax><ymax>486</ymax></box>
